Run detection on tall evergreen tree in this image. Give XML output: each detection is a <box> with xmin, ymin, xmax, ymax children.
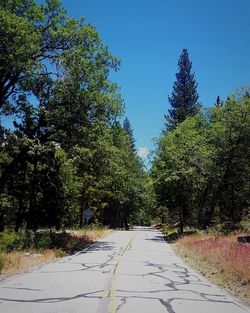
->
<box><xmin>123</xmin><ymin>117</ymin><xmax>136</xmax><ymax>153</ymax></box>
<box><xmin>215</xmin><ymin>96</ymin><xmax>223</xmax><ymax>107</ymax></box>
<box><xmin>165</xmin><ymin>49</ymin><xmax>199</xmax><ymax>131</ymax></box>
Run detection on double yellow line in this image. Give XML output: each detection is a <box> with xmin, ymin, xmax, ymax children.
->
<box><xmin>102</xmin><ymin>234</ymin><xmax>135</xmax><ymax>313</ymax></box>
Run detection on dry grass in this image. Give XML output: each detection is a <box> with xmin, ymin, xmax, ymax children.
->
<box><xmin>0</xmin><ymin>250</ymin><xmax>56</xmax><ymax>280</ymax></box>
<box><xmin>69</xmin><ymin>227</ymin><xmax>112</xmax><ymax>241</ymax></box>
<box><xmin>0</xmin><ymin>227</ymin><xmax>111</xmax><ymax>280</ymax></box>
<box><xmin>174</xmin><ymin>233</ymin><xmax>250</xmax><ymax>305</ymax></box>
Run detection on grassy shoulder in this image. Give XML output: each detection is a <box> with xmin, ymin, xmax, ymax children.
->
<box><xmin>0</xmin><ymin>226</ymin><xmax>111</xmax><ymax>279</ymax></box>
<box><xmin>171</xmin><ymin>231</ymin><xmax>250</xmax><ymax>305</ymax></box>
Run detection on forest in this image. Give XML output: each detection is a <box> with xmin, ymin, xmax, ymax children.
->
<box><xmin>152</xmin><ymin>49</ymin><xmax>250</xmax><ymax>234</ymax></box>
<box><xmin>0</xmin><ymin>0</ymin><xmax>155</xmax><ymax>232</ymax></box>
<box><xmin>0</xmin><ymin>0</ymin><xmax>249</xmax><ymax>235</ymax></box>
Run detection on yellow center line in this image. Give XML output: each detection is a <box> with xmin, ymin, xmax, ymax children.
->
<box><xmin>103</xmin><ymin>234</ymin><xmax>136</xmax><ymax>313</ymax></box>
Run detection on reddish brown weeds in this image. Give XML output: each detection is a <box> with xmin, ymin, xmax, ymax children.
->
<box><xmin>175</xmin><ymin>233</ymin><xmax>250</xmax><ymax>304</ymax></box>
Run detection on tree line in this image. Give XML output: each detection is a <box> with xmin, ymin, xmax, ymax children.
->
<box><xmin>152</xmin><ymin>49</ymin><xmax>250</xmax><ymax>233</ymax></box>
<box><xmin>1</xmin><ymin>1</ymin><xmax>248</xmax><ymax>234</ymax></box>
<box><xmin>0</xmin><ymin>0</ymin><xmax>155</xmax><ymax>232</ymax></box>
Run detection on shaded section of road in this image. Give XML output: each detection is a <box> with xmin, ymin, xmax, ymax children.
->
<box><xmin>0</xmin><ymin>227</ymin><xmax>249</xmax><ymax>313</ymax></box>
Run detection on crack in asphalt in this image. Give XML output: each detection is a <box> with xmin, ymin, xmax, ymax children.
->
<box><xmin>0</xmin><ymin>228</ymin><xmax>248</xmax><ymax>313</ymax></box>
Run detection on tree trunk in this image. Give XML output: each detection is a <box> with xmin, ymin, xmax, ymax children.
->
<box><xmin>124</xmin><ymin>216</ymin><xmax>129</xmax><ymax>230</ymax></box>
<box><xmin>15</xmin><ymin>202</ymin><xmax>24</xmax><ymax>232</ymax></box>
<box><xmin>79</xmin><ymin>182</ymin><xmax>86</xmax><ymax>228</ymax></box>
<box><xmin>27</xmin><ymin>148</ymin><xmax>38</xmax><ymax>230</ymax></box>
<box><xmin>79</xmin><ymin>206</ymin><xmax>84</xmax><ymax>228</ymax></box>
<box><xmin>0</xmin><ymin>209</ymin><xmax>4</xmax><ymax>232</ymax></box>
<box><xmin>178</xmin><ymin>207</ymin><xmax>184</xmax><ymax>234</ymax></box>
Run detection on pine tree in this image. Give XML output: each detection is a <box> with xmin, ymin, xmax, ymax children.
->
<box><xmin>123</xmin><ymin>117</ymin><xmax>136</xmax><ymax>153</ymax></box>
<box><xmin>165</xmin><ymin>49</ymin><xmax>199</xmax><ymax>131</ymax></box>
<box><xmin>215</xmin><ymin>96</ymin><xmax>223</xmax><ymax>107</ymax></box>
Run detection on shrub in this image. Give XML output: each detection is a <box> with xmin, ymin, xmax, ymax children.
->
<box><xmin>54</xmin><ymin>249</ymin><xmax>67</xmax><ymax>258</ymax></box>
<box><xmin>207</xmin><ymin>222</ymin><xmax>238</xmax><ymax>236</ymax></box>
<box><xmin>50</xmin><ymin>231</ymin><xmax>70</xmax><ymax>249</ymax></box>
<box><xmin>239</xmin><ymin>219</ymin><xmax>250</xmax><ymax>233</ymax></box>
<box><xmin>34</xmin><ymin>232</ymin><xmax>52</xmax><ymax>250</ymax></box>
<box><xmin>22</xmin><ymin>230</ymin><xmax>35</xmax><ymax>248</ymax></box>
<box><xmin>65</xmin><ymin>234</ymin><xmax>87</xmax><ymax>252</ymax></box>
<box><xmin>0</xmin><ymin>231</ymin><xmax>26</xmax><ymax>252</ymax></box>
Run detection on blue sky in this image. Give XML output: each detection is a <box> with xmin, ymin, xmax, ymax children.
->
<box><xmin>53</xmin><ymin>1</ymin><xmax>249</xmax><ymax>155</ymax></box>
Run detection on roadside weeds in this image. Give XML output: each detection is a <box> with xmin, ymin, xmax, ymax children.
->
<box><xmin>173</xmin><ymin>233</ymin><xmax>250</xmax><ymax>305</ymax></box>
<box><xmin>0</xmin><ymin>227</ymin><xmax>111</xmax><ymax>279</ymax></box>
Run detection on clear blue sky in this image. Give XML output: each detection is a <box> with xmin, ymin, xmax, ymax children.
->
<box><xmin>65</xmin><ymin>1</ymin><xmax>249</xmax><ymax>154</ymax></box>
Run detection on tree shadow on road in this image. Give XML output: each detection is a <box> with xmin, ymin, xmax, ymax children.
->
<box><xmin>146</xmin><ymin>231</ymin><xmax>197</xmax><ymax>243</ymax></box>
<box><xmin>78</xmin><ymin>241</ymin><xmax>115</xmax><ymax>253</ymax></box>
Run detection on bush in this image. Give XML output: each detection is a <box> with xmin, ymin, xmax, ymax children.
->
<box><xmin>22</xmin><ymin>230</ymin><xmax>35</xmax><ymax>248</ymax></box>
<box><xmin>0</xmin><ymin>230</ymin><xmax>70</xmax><ymax>252</ymax></box>
<box><xmin>0</xmin><ymin>231</ymin><xmax>26</xmax><ymax>252</ymax></box>
<box><xmin>239</xmin><ymin>219</ymin><xmax>250</xmax><ymax>233</ymax></box>
<box><xmin>54</xmin><ymin>248</ymin><xmax>67</xmax><ymax>258</ymax></box>
<box><xmin>50</xmin><ymin>231</ymin><xmax>70</xmax><ymax>249</ymax></box>
<box><xmin>208</xmin><ymin>222</ymin><xmax>238</xmax><ymax>236</ymax></box>
<box><xmin>34</xmin><ymin>232</ymin><xmax>52</xmax><ymax>250</ymax></box>
<box><xmin>0</xmin><ymin>227</ymin><xmax>106</xmax><ymax>254</ymax></box>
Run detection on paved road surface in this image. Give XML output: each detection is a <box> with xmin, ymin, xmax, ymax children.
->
<box><xmin>0</xmin><ymin>227</ymin><xmax>249</xmax><ymax>313</ymax></box>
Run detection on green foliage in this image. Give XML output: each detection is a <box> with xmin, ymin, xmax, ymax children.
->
<box><xmin>0</xmin><ymin>230</ymin><xmax>26</xmax><ymax>251</ymax></box>
<box><xmin>0</xmin><ymin>0</ymin><xmax>154</xmax><ymax>231</ymax></box>
<box><xmin>152</xmin><ymin>114</ymin><xmax>210</xmax><ymax>231</ymax></box>
<box><xmin>165</xmin><ymin>48</ymin><xmax>200</xmax><ymax>131</ymax></box>
<box><xmin>206</xmin><ymin>223</ymin><xmax>237</xmax><ymax>236</ymax></box>
<box><xmin>205</xmin><ymin>91</ymin><xmax>250</xmax><ymax>225</ymax></box>
<box><xmin>152</xmin><ymin>88</ymin><xmax>250</xmax><ymax>233</ymax></box>
<box><xmin>0</xmin><ymin>230</ymin><xmax>59</xmax><ymax>251</ymax></box>
<box><xmin>0</xmin><ymin>0</ymin><xmax>66</xmax><ymax>110</ymax></box>
<box><xmin>123</xmin><ymin>117</ymin><xmax>136</xmax><ymax>153</ymax></box>
<box><xmin>54</xmin><ymin>248</ymin><xmax>67</xmax><ymax>258</ymax></box>
<box><xmin>239</xmin><ymin>219</ymin><xmax>250</xmax><ymax>233</ymax></box>
<box><xmin>0</xmin><ymin>230</ymin><xmax>86</xmax><ymax>253</ymax></box>
<box><xmin>33</xmin><ymin>232</ymin><xmax>52</xmax><ymax>250</ymax></box>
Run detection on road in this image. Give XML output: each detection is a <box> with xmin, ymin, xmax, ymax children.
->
<box><xmin>0</xmin><ymin>227</ymin><xmax>249</xmax><ymax>313</ymax></box>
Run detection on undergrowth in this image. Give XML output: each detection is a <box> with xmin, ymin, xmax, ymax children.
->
<box><xmin>0</xmin><ymin>226</ymin><xmax>109</xmax><ymax>275</ymax></box>
<box><xmin>174</xmin><ymin>232</ymin><xmax>250</xmax><ymax>304</ymax></box>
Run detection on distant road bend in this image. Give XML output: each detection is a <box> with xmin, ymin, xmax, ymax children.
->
<box><xmin>0</xmin><ymin>226</ymin><xmax>249</xmax><ymax>313</ymax></box>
